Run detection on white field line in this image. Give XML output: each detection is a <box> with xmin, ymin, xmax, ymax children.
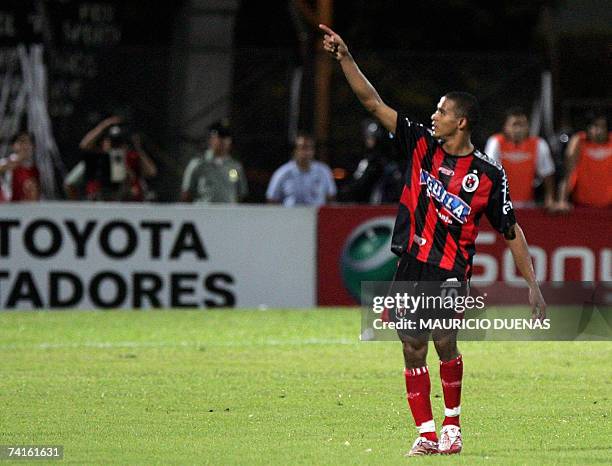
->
<box><xmin>0</xmin><ymin>337</ymin><xmax>359</xmax><ymax>351</ymax></box>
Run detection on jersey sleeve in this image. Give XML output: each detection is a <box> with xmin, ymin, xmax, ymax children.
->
<box><xmin>484</xmin><ymin>136</ymin><xmax>502</xmax><ymax>164</ymax></box>
<box><xmin>64</xmin><ymin>161</ymin><xmax>86</xmax><ymax>187</ymax></box>
<box><xmin>237</xmin><ymin>162</ymin><xmax>249</xmax><ymax>200</ymax></box>
<box><xmin>266</xmin><ymin>167</ymin><xmax>284</xmax><ymax>201</ymax></box>
<box><xmin>394</xmin><ymin>113</ymin><xmax>431</xmax><ymax>161</ymax></box>
<box><xmin>323</xmin><ymin>163</ymin><xmax>337</xmax><ymax>198</ymax></box>
<box><xmin>181</xmin><ymin>158</ymin><xmax>199</xmax><ymax>193</ymax></box>
<box><xmin>485</xmin><ymin>167</ymin><xmax>516</xmax><ymax>235</ymax></box>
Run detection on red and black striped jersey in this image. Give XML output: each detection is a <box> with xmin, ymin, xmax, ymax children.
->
<box><xmin>391</xmin><ymin>113</ymin><xmax>516</xmax><ymax>278</ymax></box>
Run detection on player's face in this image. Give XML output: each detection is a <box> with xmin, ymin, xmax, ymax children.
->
<box><xmin>431</xmin><ymin>97</ymin><xmax>462</xmax><ymax>139</ymax></box>
<box><xmin>294</xmin><ymin>136</ymin><xmax>315</xmax><ymax>163</ymax></box>
<box><xmin>504</xmin><ymin>115</ymin><xmax>529</xmax><ymax>143</ymax></box>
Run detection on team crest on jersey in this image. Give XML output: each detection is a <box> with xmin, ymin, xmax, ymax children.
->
<box><xmin>461</xmin><ymin>172</ymin><xmax>479</xmax><ymax>192</ymax></box>
<box><xmin>420</xmin><ymin>169</ymin><xmax>471</xmax><ymax>224</ymax></box>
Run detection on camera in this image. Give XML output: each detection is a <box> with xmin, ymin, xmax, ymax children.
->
<box><xmin>108</xmin><ymin>125</ymin><xmax>128</xmax><ymax>149</ymax></box>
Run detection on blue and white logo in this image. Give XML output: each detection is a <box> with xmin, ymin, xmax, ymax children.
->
<box><xmin>420</xmin><ymin>169</ymin><xmax>471</xmax><ymax>224</ymax></box>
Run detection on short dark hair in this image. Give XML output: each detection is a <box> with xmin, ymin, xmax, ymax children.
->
<box><xmin>504</xmin><ymin>106</ymin><xmax>528</xmax><ymax>121</ymax></box>
<box><xmin>295</xmin><ymin>131</ymin><xmax>314</xmax><ymax>142</ymax></box>
<box><xmin>208</xmin><ymin>119</ymin><xmax>231</xmax><ymax>138</ymax></box>
<box><xmin>292</xmin><ymin>131</ymin><xmax>315</xmax><ymax>151</ymax></box>
<box><xmin>444</xmin><ymin>91</ymin><xmax>480</xmax><ymax>130</ymax></box>
<box><xmin>585</xmin><ymin>110</ymin><xmax>607</xmax><ymax>128</ymax></box>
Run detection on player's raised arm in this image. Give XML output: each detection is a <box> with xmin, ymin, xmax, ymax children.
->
<box><xmin>79</xmin><ymin>116</ymin><xmax>122</xmax><ymax>150</ymax></box>
<box><xmin>503</xmin><ymin>223</ymin><xmax>547</xmax><ymax>321</ymax></box>
<box><xmin>319</xmin><ymin>24</ymin><xmax>397</xmax><ymax>134</ymax></box>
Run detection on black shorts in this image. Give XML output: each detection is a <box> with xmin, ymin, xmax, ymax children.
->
<box><xmin>388</xmin><ymin>253</ymin><xmax>468</xmax><ymax>338</ymax></box>
<box><xmin>394</xmin><ymin>252</ymin><xmax>462</xmax><ymax>282</ymax></box>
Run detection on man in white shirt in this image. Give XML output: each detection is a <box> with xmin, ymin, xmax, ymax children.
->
<box><xmin>266</xmin><ymin>132</ymin><xmax>336</xmax><ymax>206</ymax></box>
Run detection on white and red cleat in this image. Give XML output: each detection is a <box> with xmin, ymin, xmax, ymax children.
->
<box><xmin>438</xmin><ymin>425</ymin><xmax>462</xmax><ymax>454</ymax></box>
<box><xmin>405</xmin><ymin>437</ymin><xmax>439</xmax><ymax>457</ymax></box>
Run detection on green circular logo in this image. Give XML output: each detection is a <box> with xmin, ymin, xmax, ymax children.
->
<box><xmin>340</xmin><ymin>217</ymin><xmax>397</xmax><ymax>301</ymax></box>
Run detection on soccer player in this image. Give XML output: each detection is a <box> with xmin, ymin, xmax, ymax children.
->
<box><xmin>319</xmin><ymin>24</ymin><xmax>547</xmax><ymax>456</ymax></box>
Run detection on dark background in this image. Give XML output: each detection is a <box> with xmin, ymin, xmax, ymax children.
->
<box><xmin>0</xmin><ymin>0</ymin><xmax>610</xmax><ymax>201</ymax></box>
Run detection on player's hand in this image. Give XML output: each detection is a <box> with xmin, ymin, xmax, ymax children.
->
<box><xmin>319</xmin><ymin>24</ymin><xmax>349</xmax><ymax>61</ymax></box>
<box><xmin>528</xmin><ymin>283</ymin><xmax>546</xmax><ymax>321</ymax></box>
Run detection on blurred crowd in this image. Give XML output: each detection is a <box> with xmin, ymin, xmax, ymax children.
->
<box><xmin>1</xmin><ymin>108</ymin><xmax>610</xmax><ymax>210</ymax></box>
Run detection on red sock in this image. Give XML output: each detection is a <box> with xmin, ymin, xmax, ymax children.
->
<box><xmin>440</xmin><ymin>354</ymin><xmax>463</xmax><ymax>427</ymax></box>
<box><xmin>404</xmin><ymin>366</ymin><xmax>437</xmax><ymax>442</ymax></box>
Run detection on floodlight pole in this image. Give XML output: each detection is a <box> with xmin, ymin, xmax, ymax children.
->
<box><xmin>314</xmin><ymin>0</ymin><xmax>333</xmax><ymax>162</ymax></box>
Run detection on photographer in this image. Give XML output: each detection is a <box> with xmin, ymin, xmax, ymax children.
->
<box><xmin>338</xmin><ymin>119</ymin><xmax>403</xmax><ymax>204</ymax></box>
<box><xmin>64</xmin><ymin>116</ymin><xmax>157</xmax><ymax>201</ymax></box>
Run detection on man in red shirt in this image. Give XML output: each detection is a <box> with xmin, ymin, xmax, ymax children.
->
<box><xmin>484</xmin><ymin>108</ymin><xmax>555</xmax><ymax>209</ymax></box>
<box><xmin>558</xmin><ymin>113</ymin><xmax>611</xmax><ymax>209</ymax></box>
<box><xmin>0</xmin><ymin>131</ymin><xmax>40</xmax><ymax>202</ymax></box>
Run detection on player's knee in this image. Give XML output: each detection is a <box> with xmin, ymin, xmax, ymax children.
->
<box><xmin>402</xmin><ymin>338</ymin><xmax>427</xmax><ymax>359</ymax></box>
<box><xmin>433</xmin><ymin>336</ymin><xmax>458</xmax><ymax>361</ymax></box>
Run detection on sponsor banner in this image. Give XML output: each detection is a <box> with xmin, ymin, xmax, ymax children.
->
<box><xmin>317</xmin><ymin>206</ymin><xmax>612</xmax><ymax>306</ymax></box>
<box><xmin>318</xmin><ymin>206</ymin><xmax>397</xmax><ymax>306</ymax></box>
<box><xmin>1</xmin><ymin>203</ymin><xmax>316</xmax><ymax>310</ymax></box>
<box><xmin>473</xmin><ymin>208</ymin><xmax>611</xmax><ymax>285</ymax></box>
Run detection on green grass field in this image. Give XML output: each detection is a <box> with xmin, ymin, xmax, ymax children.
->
<box><xmin>1</xmin><ymin>309</ymin><xmax>610</xmax><ymax>465</ymax></box>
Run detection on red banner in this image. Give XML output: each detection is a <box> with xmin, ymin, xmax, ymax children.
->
<box><xmin>317</xmin><ymin>206</ymin><xmax>611</xmax><ymax>306</ymax></box>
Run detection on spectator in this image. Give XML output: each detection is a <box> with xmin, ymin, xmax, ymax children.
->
<box><xmin>181</xmin><ymin>120</ymin><xmax>248</xmax><ymax>203</ymax></box>
<box><xmin>558</xmin><ymin>112</ymin><xmax>611</xmax><ymax>209</ymax></box>
<box><xmin>339</xmin><ymin>119</ymin><xmax>402</xmax><ymax>204</ymax></box>
<box><xmin>64</xmin><ymin>116</ymin><xmax>157</xmax><ymax>201</ymax></box>
<box><xmin>0</xmin><ymin>131</ymin><xmax>40</xmax><ymax>202</ymax></box>
<box><xmin>484</xmin><ymin>107</ymin><xmax>555</xmax><ymax>209</ymax></box>
<box><xmin>266</xmin><ymin>132</ymin><xmax>336</xmax><ymax>206</ymax></box>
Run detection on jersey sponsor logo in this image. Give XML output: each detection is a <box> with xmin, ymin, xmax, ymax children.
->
<box><xmin>461</xmin><ymin>172</ymin><xmax>480</xmax><ymax>193</ymax></box>
<box><xmin>439</xmin><ymin>166</ymin><xmax>455</xmax><ymax>176</ymax></box>
<box><xmin>501</xmin><ymin>171</ymin><xmax>514</xmax><ymax>214</ymax></box>
<box><xmin>413</xmin><ymin>234</ymin><xmax>427</xmax><ymax>246</ymax></box>
<box><xmin>584</xmin><ymin>147</ymin><xmax>612</xmax><ymax>160</ymax></box>
<box><xmin>420</xmin><ymin>169</ymin><xmax>471</xmax><ymax>224</ymax></box>
<box><xmin>436</xmin><ymin>209</ymin><xmax>453</xmax><ymax>224</ymax></box>
<box><xmin>503</xmin><ymin>151</ymin><xmax>531</xmax><ymax>163</ymax></box>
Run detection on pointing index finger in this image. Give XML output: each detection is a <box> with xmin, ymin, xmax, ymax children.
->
<box><xmin>319</xmin><ymin>24</ymin><xmax>336</xmax><ymax>36</ymax></box>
